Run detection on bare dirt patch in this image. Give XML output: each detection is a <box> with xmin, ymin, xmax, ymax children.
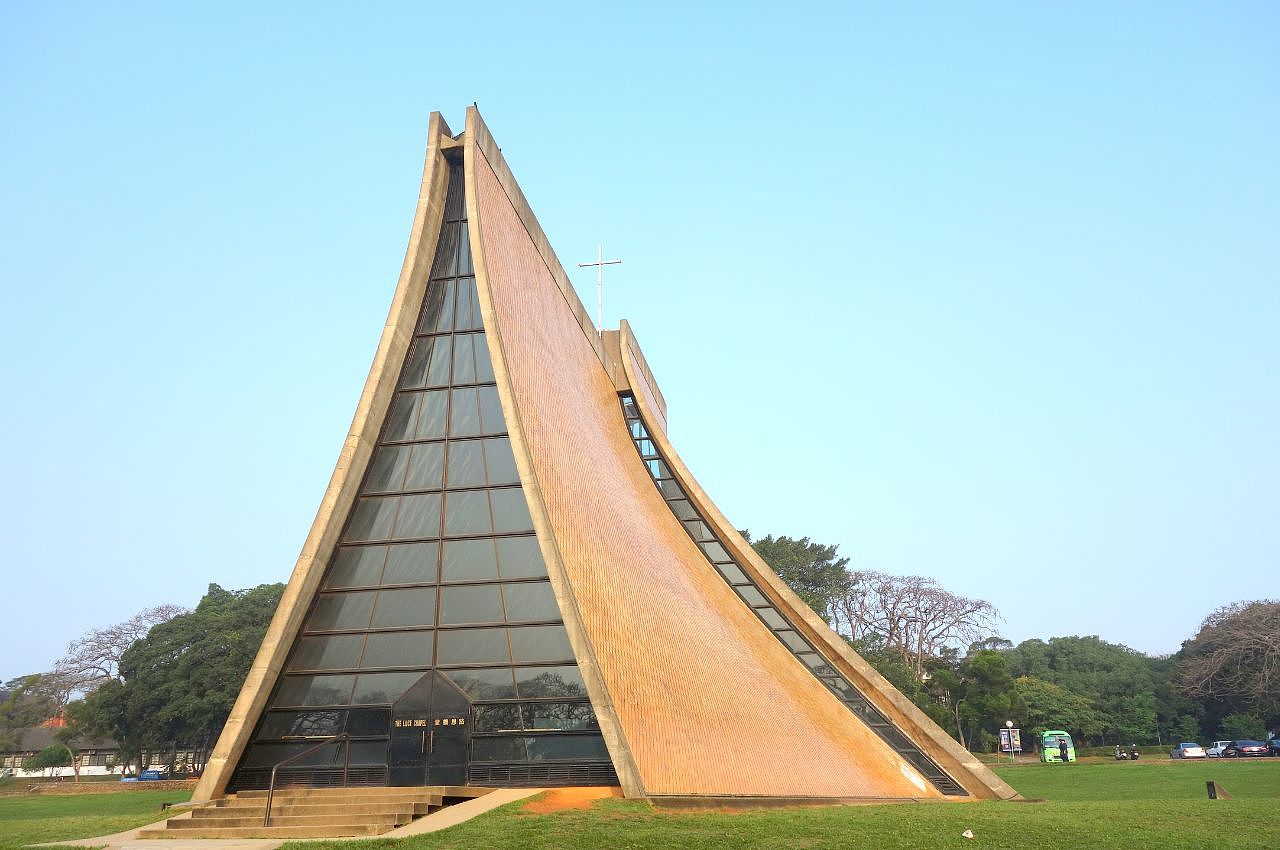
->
<box><xmin>521</xmin><ymin>786</ymin><xmax>623</xmax><ymax>813</ymax></box>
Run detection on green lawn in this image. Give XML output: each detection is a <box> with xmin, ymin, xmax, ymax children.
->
<box><xmin>1000</xmin><ymin>757</ymin><xmax>1280</xmax><ymax>802</ymax></box>
<box><xmin>299</xmin><ymin>760</ymin><xmax>1280</xmax><ymax>850</ymax></box>
<box><xmin>0</xmin><ymin>790</ymin><xmax>189</xmax><ymax>850</ymax></box>
<box><xmin>2</xmin><ymin>762</ymin><xmax>1277</xmax><ymax>850</ymax></box>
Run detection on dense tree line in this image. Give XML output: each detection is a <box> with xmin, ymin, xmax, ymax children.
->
<box><xmin>4</xmin><ymin>542</ymin><xmax>1273</xmax><ymax>768</ymax></box>
<box><xmin>748</xmin><ymin>533</ymin><xmax>1278</xmax><ymax>751</ymax></box>
<box><xmin>2</xmin><ymin>583</ymin><xmax>282</xmax><ymax>775</ymax></box>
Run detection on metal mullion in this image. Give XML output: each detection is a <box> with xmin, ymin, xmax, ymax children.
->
<box><xmin>270</xmin><ymin>701</ymin><xmax>353</xmax><ymax>711</ymax></box>
<box><xmin>471</xmin><ymin>697</ymin><xmax>592</xmax><ymax>705</ymax></box>
<box><xmin>306</xmin><ymin>624</ymin><xmax>436</xmax><ymax>637</ymax></box>
<box><xmin>434</xmin><ymin>660</ymin><xmax>532</xmax><ymax>670</ymax></box>
<box><xmin>435</xmin><ymin>618</ymin><xmax>561</xmax><ymax>631</ymax></box>
<box><xmin>456</xmin><ymin>219</ymin><xmax>467</xmax><ymax>278</ymax></box>
<box><xmin>432</xmin><ymin>516</ymin><xmax>445</xmax><ymax>641</ymax></box>
<box><xmin>331</xmin><ymin>539</ymin><xmax>407</xmax><ymax>550</ymax></box>
<box><xmin>442</xmin><ymin>375</ymin><xmax>458</xmax><ymax>500</ymax></box>
<box><xmin>405</xmin><ymin>390</ymin><xmax>426</xmax><ymax>442</ymax></box>
<box><xmin>301</xmin><ymin>662</ymin><xmax>433</xmax><ymax>675</ymax></box>
<box><xmin>438</xmin><ymin>575</ymin><xmax>550</xmax><ymax>589</ymax></box>
<box><xmin>471</xmin><ymin>730</ymin><xmax>598</xmax><ymax>738</ymax></box>
<box><xmin>263</xmin><ymin>735</ymin><xmax>387</xmax><ymax>744</ymax></box>
<box><xmin>340</xmin><ymin>579</ymin><xmax>438</xmax><ymax>592</ymax></box>
<box><xmin>380</xmin><ymin>434</ymin><xmax>449</xmax><ymax>448</ymax></box>
<box><xmin>485</xmin><ymin>488</ymin><xmax>499</xmax><ymax>538</ymax></box>
<box><xmin>452</xmin><ymin>240</ymin><xmax>465</xmax><ymax>326</ymax></box>
<box><xmin>351</xmin><ymin>631</ymin><xmax>372</xmax><ymax>672</ymax></box>
<box><xmin>480</xmin><ymin>431</ymin><xmax>493</xmax><ymax>489</ymax></box>
<box><xmin>381</xmin><ymin>428</ymin><xmax>506</xmax><ymax>449</ymax></box>
<box><xmin>329</xmin><ymin>529</ymin><xmax>538</xmax><ymax>548</ymax></box>
<box><xmin>367</xmin><ymin>481</ymin><xmax>497</xmax><ymax>499</ymax></box>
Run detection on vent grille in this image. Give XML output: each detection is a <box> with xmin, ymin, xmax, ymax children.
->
<box><xmin>228</xmin><ymin>766</ymin><xmax>388</xmax><ymax>792</ymax></box>
<box><xmin>468</xmin><ymin>761</ymin><xmax>618</xmax><ymax>786</ymax></box>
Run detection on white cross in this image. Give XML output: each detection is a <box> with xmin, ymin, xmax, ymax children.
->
<box><xmin>578</xmin><ymin>242</ymin><xmax>622</xmax><ymax>332</ymax></box>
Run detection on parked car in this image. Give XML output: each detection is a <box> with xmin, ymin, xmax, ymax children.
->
<box><xmin>1206</xmin><ymin>740</ymin><xmax>1233</xmax><ymax>757</ymax></box>
<box><xmin>1170</xmin><ymin>742</ymin><xmax>1206</xmax><ymax>759</ymax></box>
<box><xmin>1221</xmin><ymin>740</ymin><xmax>1269</xmax><ymax>758</ymax></box>
<box><xmin>1269</xmin><ymin>739</ymin><xmax>1280</xmax><ymax>757</ymax></box>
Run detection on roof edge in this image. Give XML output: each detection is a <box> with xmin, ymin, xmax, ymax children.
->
<box><xmin>617</xmin><ymin>334</ymin><xmax>1021</xmax><ymax>802</ymax></box>
<box><xmin>191</xmin><ymin>110</ymin><xmax>455</xmax><ymax>802</ymax></box>
<box><xmin>464</xmin><ymin>106</ymin><xmax>611</xmax><ymax>373</ymax></box>
<box><xmin>464</xmin><ymin>112</ymin><xmax>647</xmax><ymax>798</ymax></box>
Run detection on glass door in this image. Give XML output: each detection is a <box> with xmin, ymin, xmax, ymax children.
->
<box><xmin>389</xmin><ymin>672</ymin><xmax>472</xmax><ymax>786</ymax></box>
<box><xmin>426</xmin><ymin>674</ymin><xmax>471</xmax><ymax>785</ymax></box>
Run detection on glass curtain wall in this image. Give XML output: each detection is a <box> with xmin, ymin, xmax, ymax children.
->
<box><xmin>620</xmin><ymin>394</ymin><xmax>967</xmax><ymax>796</ymax></box>
<box><xmin>229</xmin><ymin>162</ymin><xmax>613</xmax><ymax>790</ymax></box>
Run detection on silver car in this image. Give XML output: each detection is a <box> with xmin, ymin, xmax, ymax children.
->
<box><xmin>1206</xmin><ymin>740</ymin><xmax>1233</xmax><ymax>757</ymax></box>
<box><xmin>1170</xmin><ymin>742</ymin><xmax>1206</xmax><ymax>759</ymax></box>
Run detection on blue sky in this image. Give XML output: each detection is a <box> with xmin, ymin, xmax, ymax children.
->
<box><xmin>1</xmin><ymin>1</ymin><xmax>1276</xmax><ymax>681</ymax></box>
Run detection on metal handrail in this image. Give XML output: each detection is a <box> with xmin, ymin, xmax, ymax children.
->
<box><xmin>262</xmin><ymin>733</ymin><xmax>350</xmax><ymax>827</ymax></box>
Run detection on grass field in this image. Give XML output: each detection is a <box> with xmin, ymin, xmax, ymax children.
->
<box><xmin>0</xmin><ymin>760</ymin><xmax>1275</xmax><ymax>850</ymax></box>
<box><xmin>0</xmin><ymin>789</ymin><xmax>189</xmax><ymax>850</ymax></box>
<box><xmin>304</xmin><ymin>760</ymin><xmax>1280</xmax><ymax>850</ymax></box>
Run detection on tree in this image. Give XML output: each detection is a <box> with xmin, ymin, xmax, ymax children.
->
<box><xmin>1150</xmin><ymin>653</ymin><xmax>1204</xmax><ymax>745</ymax></box>
<box><xmin>954</xmin><ymin>650</ymin><xmax>1024</xmax><ymax>751</ymax></box>
<box><xmin>0</xmin><ymin>675</ymin><xmax>61</xmax><ymax>752</ymax></box>
<box><xmin>1177</xmin><ymin>600</ymin><xmax>1280</xmax><ymax>728</ymax></box>
<box><xmin>53</xmin><ymin>725</ymin><xmax>83</xmax><ymax>781</ymax></box>
<box><xmin>1014</xmin><ymin>675</ymin><xmax>1102</xmax><ymax>743</ymax></box>
<box><xmin>68</xmin><ymin>583</ymin><xmax>283</xmax><ymax>774</ymax></box>
<box><xmin>745</xmin><ymin>532</ymin><xmax>853</xmax><ymax>622</ymax></box>
<box><xmin>1218</xmin><ymin>713</ymin><xmax>1265</xmax><ymax>741</ymax></box>
<box><xmin>23</xmin><ymin>744</ymin><xmax>73</xmax><ymax>776</ymax></box>
<box><xmin>846</xmin><ymin>635</ymin><xmax>955</xmax><ymax>732</ymax></box>
<box><xmin>70</xmin><ymin>679</ymin><xmax>141</xmax><ymax>776</ymax></box>
<box><xmin>834</xmin><ymin>571</ymin><xmax>1001</xmax><ymax>677</ymax></box>
<box><xmin>1003</xmin><ymin>635</ymin><xmax>1161</xmax><ymax>745</ymax></box>
<box><xmin>51</xmin><ymin>604</ymin><xmax>188</xmax><ymax>701</ymax></box>
<box><xmin>1166</xmin><ymin>714</ymin><xmax>1201</xmax><ymax>744</ymax></box>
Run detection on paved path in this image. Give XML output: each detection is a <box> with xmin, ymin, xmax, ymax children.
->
<box><xmin>380</xmin><ymin>787</ymin><xmax>541</xmax><ymax>837</ymax></box>
<box><xmin>33</xmin><ymin>809</ymin><xmax>284</xmax><ymax>850</ymax></box>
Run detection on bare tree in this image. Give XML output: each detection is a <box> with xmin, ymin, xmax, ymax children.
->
<box><xmin>1177</xmin><ymin>599</ymin><xmax>1280</xmax><ymax>718</ymax></box>
<box><xmin>831</xmin><ymin>571</ymin><xmax>1002</xmax><ymax>676</ymax></box>
<box><xmin>50</xmin><ymin>604</ymin><xmax>188</xmax><ymax>702</ymax></box>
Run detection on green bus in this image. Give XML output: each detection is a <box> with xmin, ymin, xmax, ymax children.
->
<box><xmin>1040</xmin><ymin>730</ymin><xmax>1076</xmax><ymax>763</ymax></box>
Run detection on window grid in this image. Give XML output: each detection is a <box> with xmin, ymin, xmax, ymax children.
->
<box><xmin>236</xmin><ymin>162</ymin><xmax>605</xmax><ymax>783</ymax></box>
<box><xmin>619</xmin><ymin>393</ymin><xmax>966</xmax><ymax>796</ymax></box>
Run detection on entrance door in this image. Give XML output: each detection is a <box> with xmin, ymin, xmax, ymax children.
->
<box><xmin>388</xmin><ymin>672</ymin><xmax>472</xmax><ymax>786</ymax></box>
<box><xmin>389</xmin><ymin>673</ymin><xmax>433</xmax><ymax>786</ymax></box>
<box><xmin>426</xmin><ymin>675</ymin><xmax>471</xmax><ymax>785</ymax></box>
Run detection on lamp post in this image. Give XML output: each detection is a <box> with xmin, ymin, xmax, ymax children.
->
<box><xmin>1005</xmin><ymin>720</ymin><xmax>1015</xmax><ymax>764</ymax></box>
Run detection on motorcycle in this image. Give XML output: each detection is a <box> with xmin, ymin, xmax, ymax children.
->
<box><xmin>1114</xmin><ymin>744</ymin><xmax>1141</xmax><ymax>760</ymax></box>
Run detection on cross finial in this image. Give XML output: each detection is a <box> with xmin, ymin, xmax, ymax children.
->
<box><xmin>578</xmin><ymin>243</ymin><xmax>622</xmax><ymax>332</ymax></box>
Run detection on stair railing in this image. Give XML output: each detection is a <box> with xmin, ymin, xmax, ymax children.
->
<box><xmin>263</xmin><ymin>733</ymin><xmax>350</xmax><ymax>827</ymax></box>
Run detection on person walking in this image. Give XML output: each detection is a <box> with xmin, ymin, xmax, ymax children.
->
<box><xmin>1058</xmin><ymin>736</ymin><xmax>1070</xmax><ymax>763</ymax></box>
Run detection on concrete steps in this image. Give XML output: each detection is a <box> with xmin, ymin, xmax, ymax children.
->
<box><xmin>136</xmin><ymin>785</ymin><xmax>490</xmax><ymax>839</ymax></box>
<box><xmin>138</xmin><ymin>824</ymin><xmax>388</xmax><ymax>839</ymax></box>
<box><xmin>168</xmin><ymin>814</ymin><xmax>406</xmax><ymax>829</ymax></box>
<box><xmin>193</xmin><ymin>800</ymin><xmax>437</xmax><ymax>818</ymax></box>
